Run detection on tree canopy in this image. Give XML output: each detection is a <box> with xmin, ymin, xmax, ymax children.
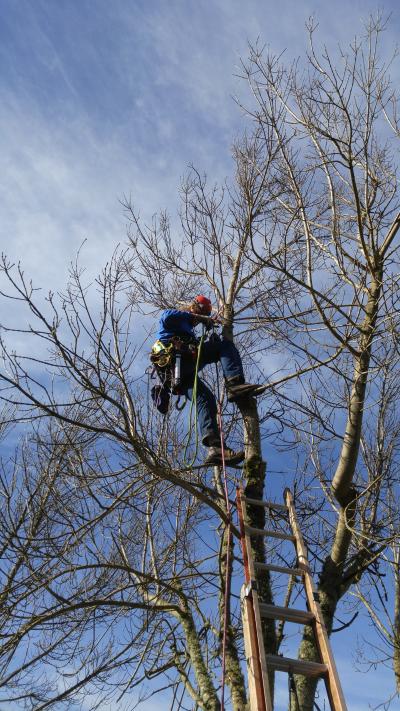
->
<box><xmin>0</xmin><ymin>16</ymin><xmax>399</xmax><ymax>711</ymax></box>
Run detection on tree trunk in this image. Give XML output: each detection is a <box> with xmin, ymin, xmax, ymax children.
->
<box><xmin>180</xmin><ymin>600</ymin><xmax>222</xmax><ymax>710</ymax></box>
<box><xmin>240</xmin><ymin>397</ymin><xmax>277</xmax><ymax>702</ymax></box>
<box><xmin>224</xmin><ymin>304</ymin><xmax>277</xmax><ymax>704</ymax></box>
<box><xmin>332</xmin><ymin>275</ymin><xmax>382</xmax><ymax>502</ymax></box>
<box><xmin>394</xmin><ymin>560</ymin><xmax>400</xmax><ymax>694</ymax></box>
<box><xmin>291</xmin><ymin>275</ymin><xmax>382</xmax><ymax>710</ymax></box>
<box><xmin>218</xmin><ymin>513</ymin><xmax>248</xmax><ymax>710</ymax></box>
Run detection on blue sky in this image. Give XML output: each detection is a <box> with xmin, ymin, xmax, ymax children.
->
<box><xmin>1</xmin><ymin>1</ymin><xmax>399</xmax><ymax>709</ymax></box>
<box><xmin>3</xmin><ymin>0</ymin><xmax>399</xmax><ymax>288</ymax></box>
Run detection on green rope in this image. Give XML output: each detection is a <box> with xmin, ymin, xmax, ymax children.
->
<box><xmin>183</xmin><ymin>333</ymin><xmax>204</xmax><ymax>466</ymax></box>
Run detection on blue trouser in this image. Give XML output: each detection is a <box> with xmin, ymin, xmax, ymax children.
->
<box><xmin>180</xmin><ymin>338</ymin><xmax>244</xmax><ymax>446</ymax></box>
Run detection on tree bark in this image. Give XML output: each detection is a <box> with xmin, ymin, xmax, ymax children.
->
<box><xmin>224</xmin><ymin>303</ymin><xmax>277</xmax><ymax>704</ymax></box>
<box><xmin>180</xmin><ymin>599</ymin><xmax>222</xmax><ymax>710</ymax></box>
<box><xmin>291</xmin><ymin>274</ymin><xmax>382</xmax><ymax>710</ymax></box>
<box><xmin>217</xmin><ymin>502</ymin><xmax>248</xmax><ymax>710</ymax></box>
<box><xmin>394</xmin><ymin>559</ymin><xmax>400</xmax><ymax>694</ymax></box>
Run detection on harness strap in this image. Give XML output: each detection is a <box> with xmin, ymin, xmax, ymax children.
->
<box><xmin>150</xmin><ymin>338</ymin><xmax>198</xmax><ymax>369</ymax></box>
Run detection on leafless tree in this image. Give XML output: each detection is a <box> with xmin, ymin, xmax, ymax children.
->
<box><xmin>349</xmin><ymin>352</ymin><xmax>400</xmax><ymax>703</ymax></box>
<box><xmin>233</xmin><ymin>14</ymin><xmax>400</xmax><ymax>709</ymax></box>
<box><xmin>0</xmin><ymin>252</ymin><xmax>248</xmax><ymax>710</ymax></box>
<box><xmin>0</xmin><ymin>14</ymin><xmax>399</xmax><ymax>711</ymax></box>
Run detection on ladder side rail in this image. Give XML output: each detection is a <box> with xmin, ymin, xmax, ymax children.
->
<box><xmin>241</xmin><ymin>586</ymin><xmax>267</xmax><ymax>711</ymax></box>
<box><xmin>237</xmin><ymin>488</ymin><xmax>273</xmax><ymax>711</ymax></box>
<box><xmin>284</xmin><ymin>489</ymin><xmax>348</xmax><ymax>711</ymax></box>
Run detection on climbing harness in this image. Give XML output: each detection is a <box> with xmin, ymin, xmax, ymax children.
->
<box><xmin>150</xmin><ymin>337</ymin><xmax>198</xmax><ymax>414</ymax></box>
<box><xmin>151</xmin><ymin>338</ymin><xmax>198</xmax><ymax>378</ymax></box>
<box><xmin>150</xmin><ymin>331</ymin><xmax>205</xmax><ymax>464</ymax></box>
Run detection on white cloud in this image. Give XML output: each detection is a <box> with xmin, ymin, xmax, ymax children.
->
<box><xmin>2</xmin><ymin>0</ymin><xmax>398</xmax><ymax>291</ymax></box>
<box><xmin>1</xmin><ymin>2</ymin><xmax>400</xmax><ymax>709</ymax></box>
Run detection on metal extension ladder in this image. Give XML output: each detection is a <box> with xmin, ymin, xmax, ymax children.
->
<box><xmin>236</xmin><ymin>487</ymin><xmax>347</xmax><ymax>711</ymax></box>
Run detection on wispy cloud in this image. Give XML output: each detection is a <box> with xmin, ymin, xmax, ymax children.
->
<box><xmin>1</xmin><ymin>2</ymin><xmax>399</xmax><ymax>708</ymax></box>
<box><xmin>2</xmin><ymin>0</ymin><xmax>398</xmax><ymax>288</ymax></box>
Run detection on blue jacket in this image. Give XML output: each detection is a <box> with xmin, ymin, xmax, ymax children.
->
<box><xmin>156</xmin><ymin>309</ymin><xmax>197</xmax><ymax>343</ymax></box>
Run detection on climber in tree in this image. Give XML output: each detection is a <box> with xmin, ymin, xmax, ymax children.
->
<box><xmin>151</xmin><ymin>295</ymin><xmax>261</xmax><ymax>465</ymax></box>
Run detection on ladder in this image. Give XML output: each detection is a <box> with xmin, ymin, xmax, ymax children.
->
<box><xmin>236</xmin><ymin>487</ymin><xmax>347</xmax><ymax>711</ymax></box>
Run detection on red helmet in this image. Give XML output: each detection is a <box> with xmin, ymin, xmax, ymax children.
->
<box><xmin>194</xmin><ymin>295</ymin><xmax>212</xmax><ymax>315</ymax></box>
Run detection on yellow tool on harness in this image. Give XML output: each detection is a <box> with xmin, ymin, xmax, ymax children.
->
<box><xmin>151</xmin><ymin>338</ymin><xmax>198</xmax><ymax>367</ymax></box>
<box><xmin>150</xmin><ymin>340</ymin><xmax>175</xmax><ymax>369</ymax></box>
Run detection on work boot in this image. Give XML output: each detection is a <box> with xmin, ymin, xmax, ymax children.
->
<box><xmin>204</xmin><ymin>446</ymin><xmax>245</xmax><ymax>466</ymax></box>
<box><xmin>226</xmin><ymin>380</ymin><xmax>263</xmax><ymax>402</ymax></box>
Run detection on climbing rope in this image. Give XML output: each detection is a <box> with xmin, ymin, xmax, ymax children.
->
<box><xmin>159</xmin><ymin>318</ymin><xmax>232</xmax><ymax>706</ymax></box>
<box><xmin>182</xmin><ymin>333</ymin><xmax>204</xmax><ymax>466</ymax></box>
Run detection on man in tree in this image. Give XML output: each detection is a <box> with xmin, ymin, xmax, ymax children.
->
<box><xmin>152</xmin><ymin>295</ymin><xmax>261</xmax><ymax>465</ymax></box>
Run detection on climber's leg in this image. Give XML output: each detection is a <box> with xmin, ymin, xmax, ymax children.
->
<box><xmin>181</xmin><ymin>373</ymin><xmax>244</xmax><ymax>465</ymax></box>
<box><xmin>199</xmin><ymin>338</ymin><xmax>244</xmax><ymax>381</ymax></box>
<box><xmin>200</xmin><ymin>338</ymin><xmax>262</xmax><ymax>402</ymax></box>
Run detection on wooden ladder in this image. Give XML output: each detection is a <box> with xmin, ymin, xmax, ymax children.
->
<box><xmin>236</xmin><ymin>487</ymin><xmax>348</xmax><ymax>711</ymax></box>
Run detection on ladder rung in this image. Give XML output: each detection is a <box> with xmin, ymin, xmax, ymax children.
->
<box><xmin>259</xmin><ymin>603</ymin><xmax>315</xmax><ymax>625</ymax></box>
<box><xmin>254</xmin><ymin>562</ymin><xmax>303</xmax><ymax>577</ymax></box>
<box><xmin>243</xmin><ymin>497</ymin><xmax>288</xmax><ymax>511</ymax></box>
<box><xmin>245</xmin><ymin>525</ymin><xmax>295</xmax><ymax>541</ymax></box>
<box><xmin>265</xmin><ymin>654</ymin><xmax>328</xmax><ymax>677</ymax></box>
